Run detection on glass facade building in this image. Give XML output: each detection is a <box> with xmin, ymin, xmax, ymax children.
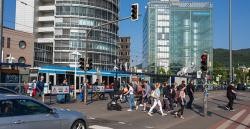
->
<box><xmin>143</xmin><ymin>0</ymin><xmax>212</xmax><ymax>73</ymax></box>
<box><xmin>54</xmin><ymin>0</ymin><xmax>119</xmax><ymax>70</ymax></box>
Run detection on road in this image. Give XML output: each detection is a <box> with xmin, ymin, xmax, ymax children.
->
<box><xmin>51</xmin><ymin>91</ymin><xmax>250</xmax><ymax>129</ymax></box>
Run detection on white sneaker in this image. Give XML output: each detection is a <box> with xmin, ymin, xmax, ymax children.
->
<box><xmin>180</xmin><ymin>116</ymin><xmax>184</xmax><ymax>119</ymax></box>
<box><xmin>139</xmin><ymin>104</ymin><xmax>143</xmax><ymax>106</ymax></box>
<box><xmin>127</xmin><ymin>109</ymin><xmax>132</xmax><ymax>112</ymax></box>
<box><xmin>162</xmin><ymin>113</ymin><xmax>167</xmax><ymax>116</ymax></box>
<box><xmin>148</xmin><ymin>112</ymin><xmax>153</xmax><ymax>116</ymax></box>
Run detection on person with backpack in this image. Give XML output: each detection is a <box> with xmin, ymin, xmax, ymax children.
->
<box><xmin>148</xmin><ymin>83</ymin><xmax>167</xmax><ymax>116</ymax></box>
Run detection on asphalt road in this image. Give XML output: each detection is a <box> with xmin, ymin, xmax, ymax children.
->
<box><xmin>51</xmin><ymin>91</ymin><xmax>250</xmax><ymax>129</ymax></box>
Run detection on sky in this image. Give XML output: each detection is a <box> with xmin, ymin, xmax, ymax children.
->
<box><xmin>3</xmin><ymin>0</ymin><xmax>250</xmax><ymax>65</ymax></box>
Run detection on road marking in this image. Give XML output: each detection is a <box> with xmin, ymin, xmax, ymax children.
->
<box><xmin>144</xmin><ymin>126</ymin><xmax>154</xmax><ymax>128</ymax></box>
<box><xmin>216</xmin><ymin>109</ymin><xmax>247</xmax><ymax>129</ymax></box>
<box><xmin>118</xmin><ymin>121</ymin><xmax>126</xmax><ymax>124</ymax></box>
<box><xmin>236</xmin><ymin>114</ymin><xmax>250</xmax><ymax>129</ymax></box>
<box><xmin>89</xmin><ymin>125</ymin><xmax>113</xmax><ymax>129</ymax></box>
<box><xmin>87</xmin><ymin>116</ymin><xmax>96</xmax><ymax>120</ymax></box>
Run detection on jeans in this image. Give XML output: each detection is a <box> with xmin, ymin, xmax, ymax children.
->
<box><xmin>129</xmin><ymin>94</ymin><xmax>135</xmax><ymax>110</ymax></box>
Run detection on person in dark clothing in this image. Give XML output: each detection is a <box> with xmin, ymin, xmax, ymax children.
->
<box><xmin>186</xmin><ymin>80</ymin><xmax>195</xmax><ymax>109</ymax></box>
<box><xmin>162</xmin><ymin>82</ymin><xmax>171</xmax><ymax>111</ymax></box>
<box><xmin>226</xmin><ymin>83</ymin><xmax>237</xmax><ymax>111</ymax></box>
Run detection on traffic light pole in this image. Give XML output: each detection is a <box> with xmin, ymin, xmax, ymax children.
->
<box><xmin>83</xmin><ymin>16</ymin><xmax>133</xmax><ymax>105</ymax></box>
<box><xmin>203</xmin><ymin>72</ymin><xmax>208</xmax><ymax>117</ymax></box>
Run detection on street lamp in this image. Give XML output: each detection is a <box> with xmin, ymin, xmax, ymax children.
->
<box><xmin>229</xmin><ymin>0</ymin><xmax>233</xmax><ymax>83</ymax></box>
<box><xmin>70</xmin><ymin>50</ymin><xmax>81</xmax><ymax>99</ymax></box>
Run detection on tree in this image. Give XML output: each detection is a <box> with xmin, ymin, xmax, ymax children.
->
<box><xmin>213</xmin><ymin>62</ymin><xmax>228</xmax><ymax>84</ymax></box>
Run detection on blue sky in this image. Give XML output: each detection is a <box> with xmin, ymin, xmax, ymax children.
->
<box><xmin>3</xmin><ymin>0</ymin><xmax>250</xmax><ymax>65</ymax></box>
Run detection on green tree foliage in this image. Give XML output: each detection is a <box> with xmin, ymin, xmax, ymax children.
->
<box><xmin>213</xmin><ymin>61</ymin><xmax>229</xmax><ymax>84</ymax></box>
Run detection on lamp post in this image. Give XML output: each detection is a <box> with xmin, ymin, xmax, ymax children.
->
<box><xmin>71</xmin><ymin>51</ymin><xmax>81</xmax><ymax>100</ymax></box>
<box><xmin>229</xmin><ymin>0</ymin><xmax>233</xmax><ymax>83</ymax></box>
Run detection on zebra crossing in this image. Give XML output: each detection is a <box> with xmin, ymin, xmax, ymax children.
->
<box><xmin>214</xmin><ymin>109</ymin><xmax>250</xmax><ymax>129</ymax></box>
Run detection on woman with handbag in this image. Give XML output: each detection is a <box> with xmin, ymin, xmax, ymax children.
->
<box><xmin>148</xmin><ymin>83</ymin><xmax>167</xmax><ymax>116</ymax></box>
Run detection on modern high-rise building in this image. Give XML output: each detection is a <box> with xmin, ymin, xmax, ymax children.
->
<box><xmin>16</xmin><ymin>0</ymin><xmax>119</xmax><ymax>70</ymax></box>
<box><xmin>143</xmin><ymin>0</ymin><xmax>213</xmax><ymax>74</ymax></box>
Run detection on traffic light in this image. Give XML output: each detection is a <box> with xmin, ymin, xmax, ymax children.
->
<box><xmin>131</xmin><ymin>3</ymin><xmax>139</xmax><ymax>21</ymax></box>
<box><xmin>87</xmin><ymin>58</ymin><xmax>93</xmax><ymax>70</ymax></box>
<box><xmin>200</xmin><ymin>53</ymin><xmax>208</xmax><ymax>72</ymax></box>
<box><xmin>79</xmin><ymin>58</ymin><xmax>84</xmax><ymax>70</ymax></box>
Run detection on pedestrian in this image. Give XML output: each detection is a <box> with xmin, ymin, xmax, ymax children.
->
<box><xmin>148</xmin><ymin>83</ymin><xmax>167</xmax><ymax>116</ymax></box>
<box><xmin>124</xmin><ymin>83</ymin><xmax>135</xmax><ymax>111</ymax></box>
<box><xmin>36</xmin><ymin>76</ymin><xmax>45</xmax><ymax>102</ymax></box>
<box><xmin>162</xmin><ymin>82</ymin><xmax>171</xmax><ymax>112</ymax></box>
<box><xmin>225</xmin><ymin>83</ymin><xmax>237</xmax><ymax>111</ymax></box>
<box><xmin>174</xmin><ymin>82</ymin><xmax>186</xmax><ymax>119</ymax></box>
<box><xmin>186</xmin><ymin>80</ymin><xmax>195</xmax><ymax>109</ymax></box>
<box><xmin>142</xmin><ymin>81</ymin><xmax>151</xmax><ymax>112</ymax></box>
<box><xmin>31</xmin><ymin>80</ymin><xmax>37</xmax><ymax>97</ymax></box>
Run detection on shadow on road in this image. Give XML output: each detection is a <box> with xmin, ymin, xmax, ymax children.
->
<box><xmin>211</xmin><ymin>98</ymin><xmax>250</xmax><ymax>107</ymax></box>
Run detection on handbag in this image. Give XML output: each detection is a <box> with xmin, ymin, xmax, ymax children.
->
<box><xmin>150</xmin><ymin>90</ymin><xmax>157</xmax><ymax>98</ymax></box>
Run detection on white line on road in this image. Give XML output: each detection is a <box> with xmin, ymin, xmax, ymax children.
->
<box><xmin>216</xmin><ymin>109</ymin><xmax>247</xmax><ymax>129</ymax></box>
<box><xmin>89</xmin><ymin>125</ymin><xmax>113</xmax><ymax>129</ymax></box>
<box><xmin>118</xmin><ymin>121</ymin><xmax>126</xmax><ymax>124</ymax></box>
<box><xmin>236</xmin><ymin>114</ymin><xmax>250</xmax><ymax>129</ymax></box>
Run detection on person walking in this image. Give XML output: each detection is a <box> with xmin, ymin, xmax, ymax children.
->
<box><xmin>162</xmin><ymin>82</ymin><xmax>171</xmax><ymax>112</ymax></box>
<box><xmin>148</xmin><ymin>83</ymin><xmax>167</xmax><ymax>116</ymax></box>
<box><xmin>36</xmin><ymin>76</ymin><xmax>45</xmax><ymax>102</ymax></box>
<box><xmin>175</xmin><ymin>83</ymin><xmax>186</xmax><ymax>119</ymax></box>
<box><xmin>125</xmin><ymin>83</ymin><xmax>135</xmax><ymax>111</ymax></box>
<box><xmin>142</xmin><ymin>81</ymin><xmax>151</xmax><ymax>112</ymax></box>
<box><xmin>186</xmin><ymin>80</ymin><xmax>195</xmax><ymax>109</ymax></box>
<box><xmin>226</xmin><ymin>83</ymin><xmax>237</xmax><ymax>111</ymax></box>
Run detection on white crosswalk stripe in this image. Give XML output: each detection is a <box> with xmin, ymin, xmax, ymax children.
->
<box><xmin>89</xmin><ymin>125</ymin><xmax>113</xmax><ymax>129</ymax></box>
<box><xmin>236</xmin><ymin>114</ymin><xmax>250</xmax><ymax>129</ymax></box>
<box><xmin>216</xmin><ymin>109</ymin><xmax>247</xmax><ymax>129</ymax></box>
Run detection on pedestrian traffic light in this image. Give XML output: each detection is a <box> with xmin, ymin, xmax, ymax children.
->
<box><xmin>131</xmin><ymin>3</ymin><xmax>139</xmax><ymax>21</ymax></box>
<box><xmin>79</xmin><ymin>58</ymin><xmax>84</xmax><ymax>70</ymax></box>
<box><xmin>200</xmin><ymin>53</ymin><xmax>208</xmax><ymax>72</ymax></box>
<box><xmin>87</xmin><ymin>58</ymin><xmax>93</xmax><ymax>70</ymax></box>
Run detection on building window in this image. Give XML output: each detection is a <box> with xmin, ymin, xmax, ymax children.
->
<box><xmin>1</xmin><ymin>37</ymin><xmax>4</xmax><ymax>48</ymax></box>
<box><xmin>18</xmin><ymin>57</ymin><xmax>26</xmax><ymax>63</ymax></box>
<box><xmin>7</xmin><ymin>38</ymin><xmax>10</xmax><ymax>48</ymax></box>
<box><xmin>19</xmin><ymin>40</ymin><xmax>26</xmax><ymax>49</ymax></box>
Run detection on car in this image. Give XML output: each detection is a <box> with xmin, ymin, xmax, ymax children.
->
<box><xmin>0</xmin><ymin>87</ymin><xmax>18</xmax><ymax>94</ymax></box>
<box><xmin>0</xmin><ymin>94</ymin><xmax>88</xmax><ymax>129</ymax></box>
<box><xmin>236</xmin><ymin>84</ymin><xmax>247</xmax><ymax>91</ymax></box>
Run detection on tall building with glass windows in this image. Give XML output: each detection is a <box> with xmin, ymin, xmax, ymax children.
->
<box><xmin>16</xmin><ymin>0</ymin><xmax>119</xmax><ymax>70</ymax></box>
<box><xmin>143</xmin><ymin>0</ymin><xmax>212</xmax><ymax>74</ymax></box>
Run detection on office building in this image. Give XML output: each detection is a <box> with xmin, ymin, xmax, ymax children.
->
<box><xmin>143</xmin><ymin>0</ymin><xmax>213</xmax><ymax>74</ymax></box>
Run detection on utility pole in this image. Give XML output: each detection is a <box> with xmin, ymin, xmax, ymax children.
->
<box><xmin>229</xmin><ymin>0</ymin><xmax>233</xmax><ymax>83</ymax></box>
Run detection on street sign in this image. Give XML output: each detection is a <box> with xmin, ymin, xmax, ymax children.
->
<box><xmin>51</xmin><ymin>86</ymin><xmax>70</xmax><ymax>94</ymax></box>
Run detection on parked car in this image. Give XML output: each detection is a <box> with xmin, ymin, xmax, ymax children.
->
<box><xmin>0</xmin><ymin>94</ymin><xmax>88</xmax><ymax>129</ymax></box>
<box><xmin>237</xmin><ymin>84</ymin><xmax>247</xmax><ymax>91</ymax></box>
<box><xmin>0</xmin><ymin>87</ymin><xmax>18</xmax><ymax>94</ymax></box>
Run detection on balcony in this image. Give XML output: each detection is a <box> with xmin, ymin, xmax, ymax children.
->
<box><xmin>38</xmin><ymin>5</ymin><xmax>55</xmax><ymax>11</ymax></box>
<box><xmin>38</xmin><ymin>16</ymin><xmax>54</xmax><ymax>22</ymax></box>
<box><xmin>37</xmin><ymin>27</ymin><xmax>54</xmax><ymax>33</ymax></box>
<box><xmin>37</xmin><ymin>38</ymin><xmax>54</xmax><ymax>43</ymax></box>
